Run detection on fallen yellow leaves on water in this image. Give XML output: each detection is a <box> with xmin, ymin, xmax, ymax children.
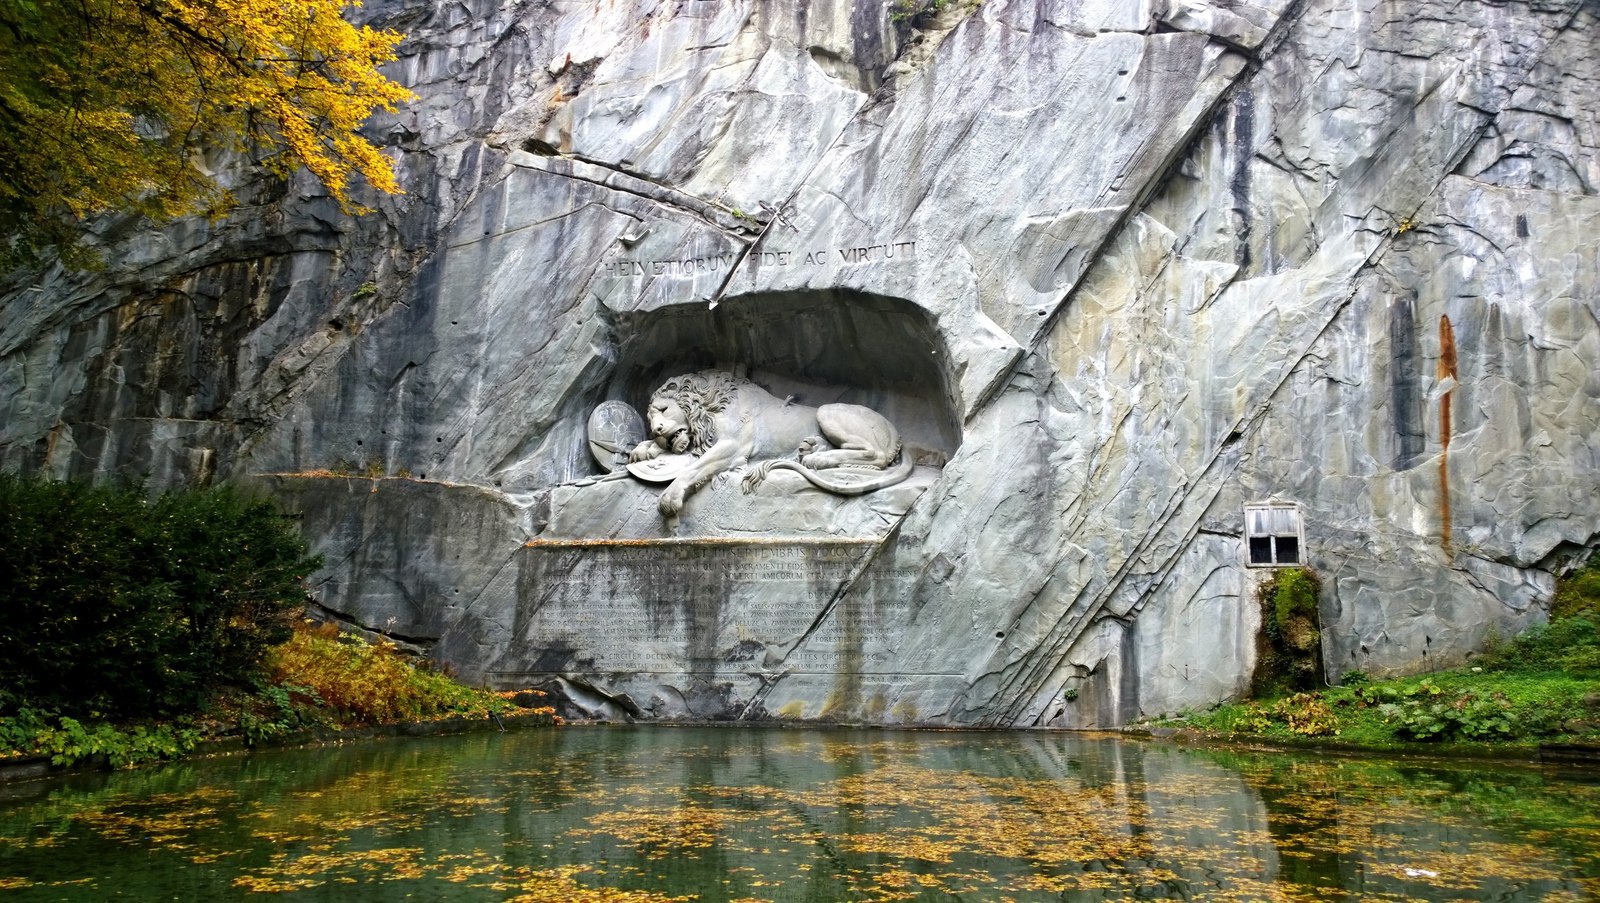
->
<box><xmin>232</xmin><ymin>874</ymin><xmax>325</xmax><ymax>892</ymax></box>
<box><xmin>835</xmin><ymin>830</ymin><xmax>965</xmax><ymax>863</ymax></box>
<box><xmin>234</xmin><ymin>845</ymin><xmax>428</xmax><ymax>891</ymax></box>
<box><xmin>439</xmin><ymin>858</ymin><xmax>503</xmax><ymax>883</ymax></box>
<box><xmin>500</xmin><ymin>865</ymin><xmax>692</xmax><ymax>902</ymax></box>
<box><xmin>3</xmin><ymin>734</ymin><xmax>1596</xmax><ymax>901</ymax></box>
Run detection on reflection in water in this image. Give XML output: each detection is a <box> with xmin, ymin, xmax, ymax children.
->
<box><xmin>0</xmin><ymin>727</ymin><xmax>1595</xmax><ymax>900</ymax></box>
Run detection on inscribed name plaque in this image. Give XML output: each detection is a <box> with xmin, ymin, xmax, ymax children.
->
<box><xmin>497</xmin><ymin>539</ymin><xmax>924</xmax><ymax>719</ymax></box>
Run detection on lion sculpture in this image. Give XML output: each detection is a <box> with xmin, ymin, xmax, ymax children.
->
<box><xmin>627</xmin><ymin>371</ymin><xmax>913</xmax><ymax>516</ymax></box>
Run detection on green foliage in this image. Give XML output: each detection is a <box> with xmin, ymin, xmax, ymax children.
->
<box><xmin>1175</xmin><ymin>669</ymin><xmax>1598</xmax><ymax>749</ymax></box>
<box><xmin>1364</xmin><ymin>680</ymin><xmax>1521</xmax><ymax>742</ymax></box>
<box><xmin>1468</xmin><ymin>556</ymin><xmax>1600</xmax><ymax>676</ymax></box>
<box><xmin>890</xmin><ymin>0</ymin><xmax>961</xmax><ymax>25</ymax></box>
<box><xmin>235</xmin><ymin>682</ymin><xmax>328</xmax><ymax>747</ymax></box>
<box><xmin>0</xmin><ymin>638</ymin><xmax>547</xmax><ymax>769</ymax></box>
<box><xmin>0</xmin><ymin>707</ymin><xmax>200</xmax><ymax>768</ymax></box>
<box><xmin>1272</xmin><ymin>567</ymin><xmax>1320</xmax><ymax>643</ymax></box>
<box><xmin>1476</xmin><ymin>612</ymin><xmax>1600</xmax><ymax>677</ymax></box>
<box><xmin>1552</xmin><ymin>557</ymin><xmax>1600</xmax><ymax>621</ymax></box>
<box><xmin>268</xmin><ymin>623</ymin><xmax>519</xmax><ymax>725</ymax></box>
<box><xmin>1148</xmin><ymin>559</ymin><xmax>1600</xmax><ymax>749</ymax></box>
<box><xmin>0</xmin><ymin>475</ymin><xmax>322</xmax><ymax>719</ymax></box>
<box><xmin>1252</xmin><ymin>566</ymin><xmax>1324</xmax><ymax>697</ymax></box>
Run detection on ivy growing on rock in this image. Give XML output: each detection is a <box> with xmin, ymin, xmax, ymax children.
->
<box><xmin>1252</xmin><ymin>566</ymin><xmax>1324</xmax><ymax>698</ymax></box>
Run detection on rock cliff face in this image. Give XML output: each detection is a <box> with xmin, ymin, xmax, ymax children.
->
<box><xmin>3</xmin><ymin>0</ymin><xmax>1597</xmax><ymax>726</ymax></box>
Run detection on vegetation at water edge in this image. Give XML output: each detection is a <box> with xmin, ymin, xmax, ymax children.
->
<box><xmin>0</xmin><ymin>476</ymin><xmax>550</xmax><ymax>771</ymax></box>
<box><xmin>1156</xmin><ymin>558</ymin><xmax>1600</xmax><ymax>752</ymax></box>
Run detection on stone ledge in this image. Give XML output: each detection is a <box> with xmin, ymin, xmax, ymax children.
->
<box><xmin>1538</xmin><ymin>742</ymin><xmax>1600</xmax><ymax>766</ymax></box>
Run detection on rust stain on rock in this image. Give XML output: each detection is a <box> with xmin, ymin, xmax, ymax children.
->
<box><xmin>1438</xmin><ymin>314</ymin><xmax>1458</xmax><ymax>552</ymax></box>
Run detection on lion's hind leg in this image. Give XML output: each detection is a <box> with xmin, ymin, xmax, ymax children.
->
<box><xmin>807</xmin><ymin>404</ymin><xmax>899</xmax><ymax>470</ymax></box>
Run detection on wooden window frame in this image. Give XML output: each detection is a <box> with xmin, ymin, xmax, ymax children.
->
<box><xmin>1245</xmin><ymin>502</ymin><xmax>1304</xmax><ymax>568</ymax></box>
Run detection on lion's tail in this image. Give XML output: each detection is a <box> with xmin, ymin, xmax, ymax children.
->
<box><xmin>741</xmin><ymin>453</ymin><xmax>915</xmax><ymax>496</ymax></box>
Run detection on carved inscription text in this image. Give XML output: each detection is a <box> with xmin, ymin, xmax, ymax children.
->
<box><xmin>514</xmin><ymin>541</ymin><xmax>918</xmax><ymax>677</ymax></box>
<box><xmin>601</xmin><ymin>240</ymin><xmax>916</xmax><ymax>279</ymax></box>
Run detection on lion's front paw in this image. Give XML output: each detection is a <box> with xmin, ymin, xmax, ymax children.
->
<box><xmin>659</xmin><ymin>485</ymin><xmax>686</xmax><ymax>517</ymax></box>
<box><xmin>630</xmin><ymin>440</ymin><xmax>664</xmax><ymax>463</ymax></box>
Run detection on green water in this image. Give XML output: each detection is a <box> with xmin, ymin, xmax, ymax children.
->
<box><xmin>0</xmin><ymin>727</ymin><xmax>1596</xmax><ymax>901</ymax></box>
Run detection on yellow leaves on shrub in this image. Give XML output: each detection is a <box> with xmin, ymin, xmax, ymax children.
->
<box><xmin>1271</xmin><ymin>693</ymin><xmax>1340</xmax><ymax>737</ymax></box>
<box><xmin>1238</xmin><ymin>693</ymin><xmax>1340</xmax><ymax>737</ymax></box>
<box><xmin>267</xmin><ymin>624</ymin><xmax>485</xmax><ymax>725</ymax></box>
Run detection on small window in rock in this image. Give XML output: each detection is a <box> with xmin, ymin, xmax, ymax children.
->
<box><xmin>1245</xmin><ymin>503</ymin><xmax>1303</xmax><ymax>567</ymax></box>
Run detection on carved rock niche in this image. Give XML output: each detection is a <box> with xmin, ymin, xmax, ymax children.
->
<box><xmin>546</xmin><ymin>290</ymin><xmax>959</xmax><ymax>541</ymax></box>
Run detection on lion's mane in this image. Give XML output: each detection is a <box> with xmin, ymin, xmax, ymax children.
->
<box><xmin>650</xmin><ymin>371</ymin><xmax>741</xmax><ymax>455</ymax></box>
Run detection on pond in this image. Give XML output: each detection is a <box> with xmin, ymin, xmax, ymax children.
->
<box><xmin>0</xmin><ymin>727</ymin><xmax>1596</xmax><ymax>901</ymax></box>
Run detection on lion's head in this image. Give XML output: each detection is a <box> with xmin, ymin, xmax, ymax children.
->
<box><xmin>647</xmin><ymin>371</ymin><xmax>735</xmax><ymax>455</ymax></box>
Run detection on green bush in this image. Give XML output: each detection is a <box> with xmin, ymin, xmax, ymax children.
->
<box><xmin>0</xmin><ymin>476</ymin><xmax>321</xmax><ymax>719</ymax></box>
<box><xmin>1364</xmin><ymin>680</ymin><xmax>1521</xmax><ymax>742</ymax></box>
<box><xmin>1468</xmin><ymin>558</ymin><xmax>1599</xmax><ymax>677</ymax></box>
<box><xmin>1476</xmin><ymin>613</ymin><xmax>1600</xmax><ymax>677</ymax></box>
<box><xmin>890</xmin><ymin>0</ymin><xmax>968</xmax><ymax>26</ymax></box>
<box><xmin>0</xmin><ymin>706</ymin><xmax>203</xmax><ymax>768</ymax></box>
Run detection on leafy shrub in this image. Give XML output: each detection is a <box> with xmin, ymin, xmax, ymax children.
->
<box><xmin>1269</xmin><ymin>693</ymin><xmax>1338</xmax><ymax>736</ymax></box>
<box><xmin>890</xmin><ymin>0</ymin><xmax>956</xmax><ymax>25</ymax></box>
<box><xmin>1473</xmin><ymin>557</ymin><xmax>1600</xmax><ymax>676</ymax></box>
<box><xmin>0</xmin><ymin>476</ymin><xmax>321</xmax><ymax>718</ymax></box>
<box><xmin>235</xmin><ymin>682</ymin><xmax>328</xmax><ymax>746</ymax></box>
<box><xmin>1230</xmin><ymin>693</ymin><xmax>1338</xmax><ymax>737</ymax></box>
<box><xmin>268</xmin><ymin>623</ymin><xmax>504</xmax><ymax>724</ymax></box>
<box><xmin>1476</xmin><ymin>613</ymin><xmax>1600</xmax><ymax>677</ymax></box>
<box><xmin>0</xmin><ymin>707</ymin><xmax>200</xmax><ymax>768</ymax></box>
<box><xmin>1363</xmin><ymin>680</ymin><xmax>1520</xmax><ymax>742</ymax></box>
<box><xmin>1340</xmin><ymin>670</ymin><xmax>1370</xmax><ymax>686</ymax></box>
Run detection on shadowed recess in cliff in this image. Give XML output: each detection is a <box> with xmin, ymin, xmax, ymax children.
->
<box><xmin>600</xmin><ymin>289</ymin><xmax>961</xmax><ymax>461</ymax></box>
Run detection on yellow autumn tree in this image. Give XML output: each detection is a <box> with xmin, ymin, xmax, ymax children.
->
<box><xmin>0</xmin><ymin>0</ymin><xmax>414</xmax><ymax>268</ymax></box>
